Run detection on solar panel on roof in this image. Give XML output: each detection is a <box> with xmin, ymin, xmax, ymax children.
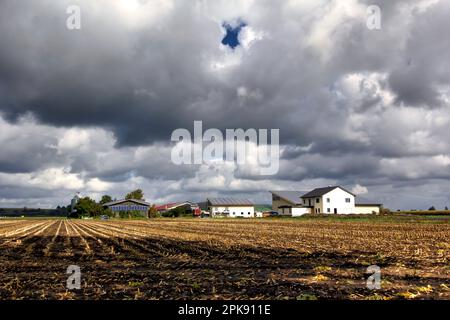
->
<box><xmin>207</xmin><ymin>198</ymin><xmax>253</xmax><ymax>205</ymax></box>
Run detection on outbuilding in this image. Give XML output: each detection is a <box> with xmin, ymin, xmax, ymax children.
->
<box><xmin>207</xmin><ymin>198</ymin><xmax>255</xmax><ymax>218</ymax></box>
<box><xmin>103</xmin><ymin>199</ymin><xmax>151</xmax><ymax>217</ymax></box>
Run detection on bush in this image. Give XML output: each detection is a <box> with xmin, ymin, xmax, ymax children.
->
<box><xmin>394</xmin><ymin>210</ymin><xmax>450</xmax><ymax>216</ymax></box>
<box><xmin>148</xmin><ymin>205</ymin><xmax>160</xmax><ymax>218</ymax></box>
<box><xmin>68</xmin><ymin>211</ymin><xmax>81</xmax><ymax>219</ymax></box>
<box><xmin>161</xmin><ymin>207</ymin><xmax>191</xmax><ymax>218</ymax></box>
<box><xmin>117</xmin><ymin>210</ymin><xmax>147</xmax><ymax>219</ymax></box>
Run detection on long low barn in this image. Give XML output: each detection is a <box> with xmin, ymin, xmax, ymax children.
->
<box><xmin>103</xmin><ymin>199</ymin><xmax>151</xmax><ymax>217</ymax></box>
<box><xmin>207</xmin><ymin>198</ymin><xmax>255</xmax><ymax>218</ymax></box>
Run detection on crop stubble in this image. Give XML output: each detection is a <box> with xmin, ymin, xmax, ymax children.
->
<box><xmin>0</xmin><ymin>218</ymin><xmax>448</xmax><ymax>300</ymax></box>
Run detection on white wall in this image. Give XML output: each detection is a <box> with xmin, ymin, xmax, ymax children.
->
<box><xmin>292</xmin><ymin>207</ymin><xmax>311</xmax><ymax>217</ymax></box>
<box><xmin>278</xmin><ymin>207</ymin><xmax>311</xmax><ymax>216</ymax></box>
<box><xmin>210</xmin><ymin>206</ymin><xmax>255</xmax><ymax>218</ymax></box>
<box><xmin>354</xmin><ymin>205</ymin><xmax>380</xmax><ymax>214</ymax></box>
<box><xmin>321</xmin><ymin>188</ymin><xmax>356</xmax><ymax>214</ymax></box>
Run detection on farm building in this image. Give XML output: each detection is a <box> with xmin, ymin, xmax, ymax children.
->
<box><xmin>270</xmin><ymin>186</ymin><xmax>382</xmax><ymax>216</ymax></box>
<box><xmin>70</xmin><ymin>192</ymin><xmax>81</xmax><ymax>214</ymax></box>
<box><xmin>353</xmin><ymin>197</ymin><xmax>384</xmax><ymax>214</ymax></box>
<box><xmin>102</xmin><ymin>199</ymin><xmax>151</xmax><ymax>217</ymax></box>
<box><xmin>207</xmin><ymin>198</ymin><xmax>255</xmax><ymax>218</ymax></box>
<box><xmin>270</xmin><ymin>191</ymin><xmax>310</xmax><ymax>216</ymax></box>
<box><xmin>155</xmin><ymin>201</ymin><xmax>201</xmax><ymax>216</ymax></box>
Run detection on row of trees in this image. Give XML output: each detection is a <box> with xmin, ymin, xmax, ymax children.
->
<box><xmin>70</xmin><ymin>189</ymin><xmax>145</xmax><ymax>218</ymax></box>
<box><xmin>428</xmin><ymin>206</ymin><xmax>448</xmax><ymax>211</ymax></box>
<box><xmin>70</xmin><ymin>197</ymin><xmax>110</xmax><ymax>218</ymax></box>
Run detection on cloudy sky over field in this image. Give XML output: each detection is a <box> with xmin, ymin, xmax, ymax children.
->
<box><xmin>0</xmin><ymin>0</ymin><xmax>449</xmax><ymax>209</ymax></box>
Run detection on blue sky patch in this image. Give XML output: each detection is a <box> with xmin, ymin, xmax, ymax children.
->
<box><xmin>221</xmin><ymin>21</ymin><xmax>247</xmax><ymax>49</ymax></box>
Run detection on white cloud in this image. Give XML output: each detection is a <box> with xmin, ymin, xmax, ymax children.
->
<box><xmin>352</xmin><ymin>184</ymin><xmax>368</xmax><ymax>195</ymax></box>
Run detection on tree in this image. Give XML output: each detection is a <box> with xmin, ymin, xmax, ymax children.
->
<box><xmin>100</xmin><ymin>195</ymin><xmax>113</xmax><ymax>204</ymax></box>
<box><xmin>162</xmin><ymin>206</ymin><xmax>188</xmax><ymax>218</ymax></box>
<box><xmin>125</xmin><ymin>189</ymin><xmax>144</xmax><ymax>200</ymax></box>
<box><xmin>148</xmin><ymin>205</ymin><xmax>159</xmax><ymax>218</ymax></box>
<box><xmin>74</xmin><ymin>197</ymin><xmax>105</xmax><ymax>217</ymax></box>
<box><xmin>445</xmin><ymin>206</ymin><xmax>449</xmax><ymax>211</ymax></box>
<box><xmin>428</xmin><ymin>206</ymin><xmax>436</xmax><ymax>211</ymax></box>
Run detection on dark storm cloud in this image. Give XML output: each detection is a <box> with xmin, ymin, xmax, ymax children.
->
<box><xmin>387</xmin><ymin>2</ymin><xmax>450</xmax><ymax>107</ymax></box>
<box><xmin>0</xmin><ymin>0</ymin><xmax>225</xmax><ymax>145</ymax></box>
<box><xmin>1</xmin><ymin>0</ymin><xmax>447</xmax><ymax>149</ymax></box>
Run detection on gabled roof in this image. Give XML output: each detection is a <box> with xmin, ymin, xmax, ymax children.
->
<box><xmin>103</xmin><ymin>199</ymin><xmax>151</xmax><ymax>207</ymax></box>
<box><xmin>207</xmin><ymin>198</ymin><xmax>254</xmax><ymax>206</ymax></box>
<box><xmin>270</xmin><ymin>191</ymin><xmax>308</xmax><ymax>205</ymax></box>
<box><xmin>301</xmin><ymin>186</ymin><xmax>355</xmax><ymax>198</ymax></box>
<box><xmin>155</xmin><ymin>201</ymin><xmax>198</xmax><ymax>211</ymax></box>
<box><xmin>154</xmin><ymin>202</ymin><xmax>179</xmax><ymax>211</ymax></box>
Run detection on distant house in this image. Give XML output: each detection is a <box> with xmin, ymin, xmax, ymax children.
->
<box><xmin>270</xmin><ymin>191</ymin><xmax>310</xmax><ymax>216</ymax></box>
<box><xmin>102</xmin><ymin>199</ymin><xmax>151</xmax><ymax>217</ymax></box>
<box><xmin>270</xmin><ymin>186</ymin><xmax>382</xmax><ymax>216</ymax></box>
<box><xmin>155</xmin><ymin>201</ymin><xmax>201</xmax><ymax>216</ymax></box>
<box><xmin>207</xmin><ymin>198</ymin><xmax>255</xmax><ymax>218</ymax></box>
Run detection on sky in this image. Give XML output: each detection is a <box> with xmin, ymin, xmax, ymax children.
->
<box><xmin>0</xmin><ymin>0</ymin><xmax>449</xmax><ymax>210</ymax></box>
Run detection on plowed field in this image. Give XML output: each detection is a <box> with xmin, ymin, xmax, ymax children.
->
<box><xmin>0</xmin><ymin>218</ymin><xmax>448</xmax><ymax>299</ymax></box>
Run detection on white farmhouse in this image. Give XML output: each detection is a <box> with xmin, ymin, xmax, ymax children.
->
<box><xmin>271</xmin><ymin>186</ymin><xmax>382</xmax><ymax>216</ymax></box>
<box><xmin>207</xmin><ymin>198</ymin><xmax>255</xmax><ymax>218</ymax></box>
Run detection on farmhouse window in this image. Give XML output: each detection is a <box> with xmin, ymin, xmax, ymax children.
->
<box><xmin>345</xmin><ymin>198</ymin><xmax>351</xmax><ymax>203</ymax></box>
<box><xmin>316</xmin><ymin>198</ymin><xmax>320</xmax><ymax>203</ymax></box>
<box><xmin>327</xmin><ymin>198</ymin><xmax>330</xmax><ymax>203</ymax></box>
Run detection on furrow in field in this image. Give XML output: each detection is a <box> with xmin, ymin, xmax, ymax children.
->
<box><xmin>75</xmin><ymin>221</ymin><xmax>161</xmax><ymax>259</ymax></box>
<box><xmin>0</xmin><ymin>220</ymin><xmax>48</xmax><ymax>238</ymax></box>
<box><xmin>96</xmin><ymin>221</ymin><xmax>260</xmax><ymax>251</ymax></box>
<box><xmin>0</xmin><ymin>220</ymin><xmax>54</xmax><ymax>247</ymax></box>
<box><xmin>43</xmin><ymin>220</ymin><xmax>63</xmax><ymax>256</ymax></box>
<box><xmin>77</xmin><ymin>221</ymin><xmax>213</xmax><ymax>265</ymax></box>
<box><xmin>70</xmin><ymin>221</ymin><xmax>118</xmax><ymax>258</ymax></box>
<box><xmin>67</xmin><ymin>219</ymin><xmax>90</xmax><ymax>256</ymax></box>
<box><xmin>22</xmin><ymin>220</ymin><xmax>60</xmax><ymax>256</ymax></box>
<box><xmin>67</xmin><ymin>220</ymin><xmax>92</xmax><ymax>255</ymax></box>
<box><xmin>83</xmin><ymin>221</ymin><xmax>243</xmax><ymax>261</ymax></box>
<box><xmin>0</xmin><ymin>220</ymin><xmax>30</xmax><ymax>232</ymax></box>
